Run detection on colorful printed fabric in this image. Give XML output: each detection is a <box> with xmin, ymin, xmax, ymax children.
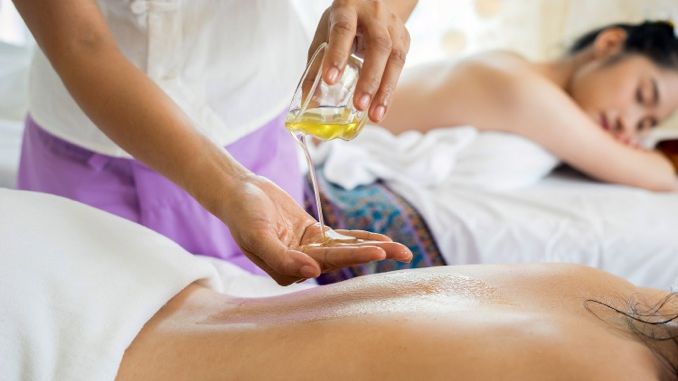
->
<box><xmin>305</xmin><ymin>166</ymin><xmax>445</xmax><ymax>285</ymax></box>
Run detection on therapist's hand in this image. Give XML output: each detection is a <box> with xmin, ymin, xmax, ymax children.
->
<box><xmin>221</xmin><ymin>174</ymin><xmax>412</xmax><ymax>286</ymax></box>
<box><xmin>310</xmin><ymin>0</ymin><xmax>414</xmax><ymax>123</ymax></box>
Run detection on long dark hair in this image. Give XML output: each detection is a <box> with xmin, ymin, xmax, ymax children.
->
<box><xmin>585</xmin><ymin>292</ymin><xmax>678</xmax><ymax>377</ymax></box>
<box><xmin>569</xmin><ymin>21</ymin><xmax>678</xmax><ymax>68</ymax></box>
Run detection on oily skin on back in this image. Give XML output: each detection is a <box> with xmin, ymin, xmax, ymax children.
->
<box><xmin>117</xmin><ymin>263</ymin><xmax>671</xmax><ymax>380</ymax></box>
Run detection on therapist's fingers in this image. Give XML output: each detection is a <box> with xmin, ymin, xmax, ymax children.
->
<box><xmin>305</xmin><ymin>240</ymin><xmax>412</xmax><ymax>270</ymax></box>
<box><xmin>334</xmin><ymin>229</ymin><xmax>393</xmax><ymax>242</ymax></box>
<box><xmin>304</xmin><ymin>245</ymin><xmax>387</xmax><ymax>271</ymax></box>
<box><xmin>310</xmin><ymin>1</ymin><xmax>411</xmax><ymax>120</ymax></box>
<box><xmin>369</xmin><ymin>25</ymin><xmax>410</xmax><ymax>122</ymax></box>
<box><xmin>367</xmin><ymin>241</ymin><xmax>413</xmax><ymax>262</ymax></box>
<box><xmin>353</xmin><ymin>18</ymin><xmax>392</xmax><ymax>116</ymax></box>
<box><xmin>322</xmin><ymin>4</ymin><xmax>358</xmax><ymax>85</ymax></box>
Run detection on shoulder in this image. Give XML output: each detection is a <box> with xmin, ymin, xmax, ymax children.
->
<box><xmin>457</xmin><ymin>51</ymin><xmax>539</xmax><ymax>87</ymax></box>
<box><xmin>452</xmin><ymin>51</ymin><xmax>560</xmax><ymax>103</ymax></box>
<box><xmin>446</xmin><ymin>51</ymin><xmax>570</xmax><ymax>131</ymax></box>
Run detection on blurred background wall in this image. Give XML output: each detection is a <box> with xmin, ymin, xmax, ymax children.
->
<box><xmin>405</xmin><ymin>0</ymin><xmax>677</xmax><ymax>64</ymax></box>
<box><xmin>291</xmin><ymin>0</ymin><xmax>677</xmax><ymax>65</ymax></box>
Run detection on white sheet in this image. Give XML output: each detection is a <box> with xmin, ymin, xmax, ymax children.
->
<box><xmin>391</xmin><ymin>169</ymin><xmax>678</xmax><ymax>290</ymax></box>
<box><xmin>319</xmin><ymin>126</ymin><xmax>678</xmax><ymax>290</ymax></box>
<box><xmin>0</xmin><ymin>189</ymin><xmax>311</xmax><ymax>381</ymax></box>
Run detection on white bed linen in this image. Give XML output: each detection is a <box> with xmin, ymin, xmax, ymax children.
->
<box><xmin>391</xmin><ymin>169</ymin><xmax>678</xmax><ymax>290</ymax></box>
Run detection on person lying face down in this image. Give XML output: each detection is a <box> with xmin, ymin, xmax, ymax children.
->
<box><xmin>2</xmin><ymin>189</ymin><xmax>677</xmax><ymax>380</ymax></box>
<box><xmin>382</xmin><ymin>21</ymin><xmax>678</xmax><ymax>191</ymax></box>
<box><xmin>118</xmin><ymin>264</ymin><xmax>678</xmax><ymax>381</ymax></box>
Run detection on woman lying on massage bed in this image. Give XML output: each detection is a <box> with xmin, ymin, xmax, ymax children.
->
<box><xmin>2</xmin><ymin>191</ymin><xmax>677</xmax><ymax>380</ymax></box>
<box><xmin>382</xmin><ymin>21</ymin><xmax>678</xmax><ymax>191</ymax></box>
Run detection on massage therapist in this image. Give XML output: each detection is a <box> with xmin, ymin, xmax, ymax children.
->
<box><xmin>12</xmin><ymin>0</ymin><xmax>416</xmax><ymax>285</ymax></box>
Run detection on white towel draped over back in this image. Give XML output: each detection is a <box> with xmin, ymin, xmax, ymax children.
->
<box><xmin>0</xmin><ymin>189</ymin><xmax>222</xmax><ymax>380</ymax></box>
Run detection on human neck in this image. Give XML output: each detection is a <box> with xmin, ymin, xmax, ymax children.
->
<box><xmin>534</xmin><ymin>50</ymin><xmax>595</xmax><ymax>91</ymax></box>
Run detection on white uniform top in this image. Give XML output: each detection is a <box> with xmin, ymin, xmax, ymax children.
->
<box><xmin>27</xmin><ymin>0</ymin><xmax>309</xmax><ymax>157</ymax></box>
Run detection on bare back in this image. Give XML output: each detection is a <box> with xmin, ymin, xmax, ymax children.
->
<box><xmin>382</xmin><ymin>51</ymin><xmax>531</xmax><ymax>134</ymax></box>
<box><xmin>117</xmin><ymin>264</ymin><xmax>672</xmax><ymax>380</ymax></box>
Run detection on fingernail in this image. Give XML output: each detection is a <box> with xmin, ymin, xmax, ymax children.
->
<box><xmin>374</xmin><ymin>105</ymin><xmax>386</xmax><ymax>121</ymax></box>
<box><xmin>327</xmin><ymin>67</ymin><xmax>339</xmax><ymax>83</ymax></box>
<box><xmin>398</xmin><ymin>249</ymin><xmax>413</xmax><ymax>262</ymax></box>
<box><xmin>301</xmin><ymin>265</ymin><xmax>318</xmax><ymax>278</ymax></box>
<box><xmin>358</xmin><ymin>94</ymin><xmax>371</xmax><ymax>110</ymax></box>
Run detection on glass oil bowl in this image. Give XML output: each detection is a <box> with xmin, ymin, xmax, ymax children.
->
<box><xmin>286</xmin><ymin>42</ymin><xmax>367</xmax><ymax>141</ymax></box>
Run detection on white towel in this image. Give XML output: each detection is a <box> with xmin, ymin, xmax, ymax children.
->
<box><xmin>317</xmin><ymin>125</ymin><xmax>478</xmax><ymax>189</ymax></box>
<box><xmin>318</xmin><ymin>125</ymin><xmax>559</xmax><ymax>191</ymax></box>
<box><xmin>200</xmin><ymin>256</ymin><xmax>316</xmax><ymax>297</ymax></box>
<box><xmin>445</xmin><ymin>131</ymin><xmax>560</xmax><ymax>190</ymax></box>
<box><xmin>0</xmin><ymin>189</ymin><xmax>223</xmax><ymax>381</ymax></box>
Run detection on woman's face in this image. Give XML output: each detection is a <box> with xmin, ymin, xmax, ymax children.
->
<box><xmin>568</xmin><ymin>54</ymin><xmax>678</xmax><ymax>146</ymax></box>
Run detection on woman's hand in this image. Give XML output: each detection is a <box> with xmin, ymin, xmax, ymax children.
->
<box><xmin>220</xmin><ymin>174</ymin><xmax>413</xmax><ymax>286</ymax></box>
<box><xmin>309</xmin><ymin>0</ymin><xmax>416</xmax><ymax>123</ymax></box>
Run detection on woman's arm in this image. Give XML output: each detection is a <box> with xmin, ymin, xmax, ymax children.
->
<box><xmin>502</xmin><ymin>72</ymin><xmax>676</xmax><ymax>192</ymax></box>
<box><xmin>13</xmin><ymin>0</ymin><xmax>413</xmax><ymax>284</ymax></box>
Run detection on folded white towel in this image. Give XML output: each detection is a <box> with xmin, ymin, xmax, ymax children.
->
<box><xmin>316</xmin><ymin>125</ymin><xmax>478</xmax><ymax>189</ymax></box>
<box><xmin>318</xmin><ymin>125</ymin><xmax>559</xmax><ymax>191</ymax></box>
<box><xmin>0</xmin><ymin>189</ymin><xmax>223</xmax><ymax>381</ymax></box>
<box><xmin>446</xmin><ymin>131</ymin><xmax>560</xmax><ymax>190</ymax></box>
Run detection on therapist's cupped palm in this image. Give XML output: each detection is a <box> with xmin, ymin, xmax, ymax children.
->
<box><xmin>224</xmin><ymin>175</ymin><xmax>412</xmax><ymax>286</ymax></box>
